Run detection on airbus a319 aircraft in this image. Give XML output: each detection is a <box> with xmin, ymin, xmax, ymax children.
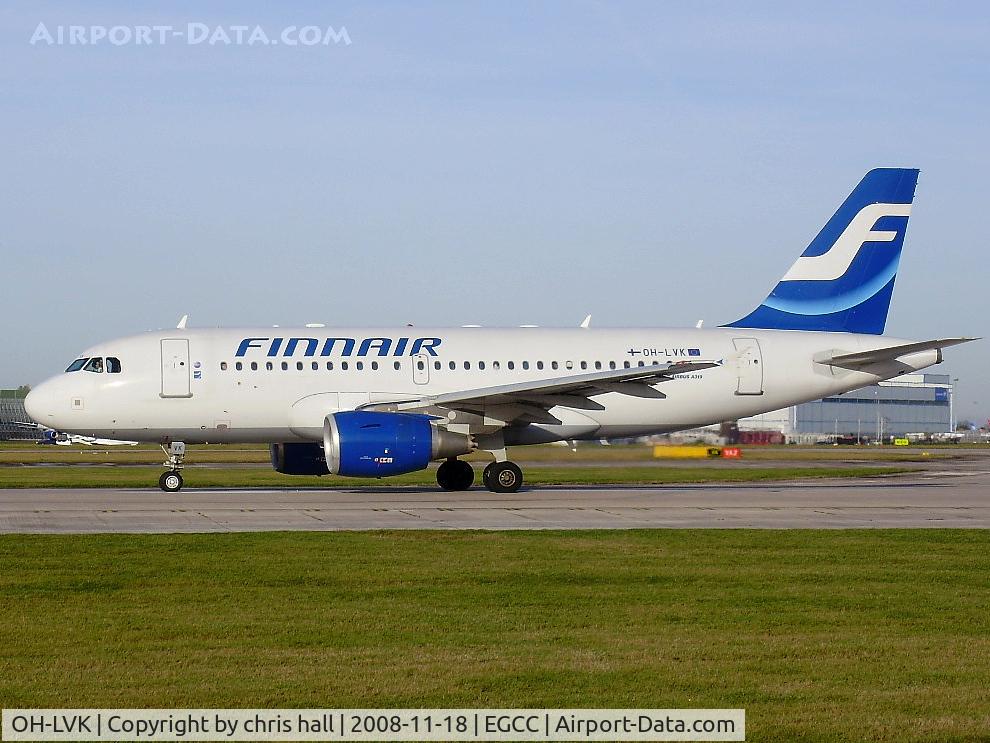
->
<box><xmin>25</xmin><ymin>169</ymin><xmax>974</xmax><ymax>492</ymax></box>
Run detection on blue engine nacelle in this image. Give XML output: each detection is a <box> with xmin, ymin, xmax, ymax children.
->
<box><xmin>323</xmin><ymin>411</ymin><xmax>474</xmax><ymax>478</ymax></box>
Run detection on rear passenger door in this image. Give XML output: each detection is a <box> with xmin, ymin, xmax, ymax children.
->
<box><xmin>732</xmin><ymin>337</ymin><xmax>764</xmax><ymax>395</ymax></box>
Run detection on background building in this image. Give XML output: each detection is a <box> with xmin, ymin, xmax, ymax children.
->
<box><xmin>740</xmin><ymin>373</ymin><xmax>953</xmax><ymax>443</ymax></box>
<box><xmin>0</xmin><ymin>389</ymin><xmax>39</xmax><ymax>441</ymax></box>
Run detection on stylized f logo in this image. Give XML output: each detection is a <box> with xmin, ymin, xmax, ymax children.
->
<box><xmin>780</xmin><ymin>202</ymin><xmax>911</xmax><ymax>282</ymax></box>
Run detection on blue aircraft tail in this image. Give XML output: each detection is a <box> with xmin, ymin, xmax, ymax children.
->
<box><xmin>725</xmin><ymin>168</ymin><xmax>919</xmax><ymax>335</ymax></box>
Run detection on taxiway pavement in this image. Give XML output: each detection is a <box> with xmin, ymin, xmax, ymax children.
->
<box><xmin>1</xmin><ymin>469</ymin><xmax>988</xmax><ymax>532</ymax></box>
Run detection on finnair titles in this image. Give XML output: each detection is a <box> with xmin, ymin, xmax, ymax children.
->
<box><xmin>235</xmin><ymin>336</ymin><xmax>443</xmax><ymax>359</ymax></box>
<box><xmin>25</xmin><ymin>169</ymin><xmax>975</xmax><ymax>492</ymax></box>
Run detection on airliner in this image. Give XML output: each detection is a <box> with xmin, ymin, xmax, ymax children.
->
<box><xmin>24</xmin><ymin>169</ymin><xmax>974</xmax><ymax>492</ymax></box>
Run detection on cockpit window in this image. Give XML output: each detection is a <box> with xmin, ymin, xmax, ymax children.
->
<box><xmin>106</xmin><ymin>357</ymin><xmax>122</xmax><ymax>373</ymax></box>
<box><xmin>83</xmin><ymin>357</ymin><xmax>104</xmax><ymax>373</ymax></box>
<box><xmin>65</xmin><ymin>358</ymin><xmax>89</xmax><ymax>373</ymax></box>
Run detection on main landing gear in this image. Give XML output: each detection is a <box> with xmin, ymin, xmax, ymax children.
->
<box><xmin>436</xmin><ymin>458</ymin><xmax>524</xmax><ymax>493</ymax></box>
<box><xmin>159</xmin><ymin>441</ymin><xmax>186</xmax><ymax>492</ymax></box>
<box><xmin>483</xmin><ymin>461</ymin><xmax>523</xmax><ymax>493</ymax></box>
<box><xmin>436</xmin><ymin>458</ymin><xmax>474</xmax><ymax>491</ymax></box>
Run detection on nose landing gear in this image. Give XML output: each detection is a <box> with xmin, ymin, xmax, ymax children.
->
<box><xmin>159</xmin><ymin>441</ymin><xmax>186</xmax><ymax>492</ymax></box>
<box><xmin>159</xmin><ymin>470</ymin><xmax>183</xmax><ymax>492</ymax></box>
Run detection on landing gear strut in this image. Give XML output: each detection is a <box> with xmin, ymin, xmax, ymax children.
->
<box><xmin>483</xmin><ymin>461</ymin><xmax>523</xmax><ymax>493</ymax></box>
<box><xmin>436</xmin><ymin>458</ymin><xmax>474</xmax><ymax>491</ymax></box>
<box><xmin>159</xmin><ymin>441</ymin><xmax>186</xmax><ymax>492</ymax></box>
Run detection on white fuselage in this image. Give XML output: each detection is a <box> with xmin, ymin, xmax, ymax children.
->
<box><xmin>25</xmin><ymin>326</ymin><xmax>938</xmax><ymax>445</ymax></box>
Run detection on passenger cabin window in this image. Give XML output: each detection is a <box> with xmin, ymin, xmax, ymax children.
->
<box><xmin>65</xmin><ymin>358</ymin><xmax>88</xmax><ymax>373</ymax></box>
<box><xmin>83</xmin><ymin>357</ymin><xmax>104</xmax><ymax>373</ymax></box>
<box><xmin>236</xmin><ymin>362</ymin><xmax>243</xmax><ymax>371</ymax></box>
<box><xmin>220</xmin><ymin>362</ymin><xmax>228</xmax><ymax>371</ymax></box>
<box><xmin>106</xmin><ymin>357</ymin><xmax>122</xmax><ymax>373</ymax></box>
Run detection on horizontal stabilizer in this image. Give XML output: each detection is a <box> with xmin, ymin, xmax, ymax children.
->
<box><xmin>818</xmin><ymin>337</ymin><xmax>978</xmax><ymax>369</ymax></box>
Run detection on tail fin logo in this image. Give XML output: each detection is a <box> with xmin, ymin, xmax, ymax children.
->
<box><xmin>724</xmin><ymin>167</ymin><xmax>920</xmax><ymax>335</ymax></box>
<box><xmin>780</xmin><ymin>202</ymin><xmax>911</xmax><ymax>282</ymax></box>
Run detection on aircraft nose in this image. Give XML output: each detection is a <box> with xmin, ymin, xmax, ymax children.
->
<box><xmin>23</xmin><ymin>382</ymin><xmax>55</xmax><ymax>425</ymax></box>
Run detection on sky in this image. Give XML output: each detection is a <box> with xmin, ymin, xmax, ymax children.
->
<box><xmin>1</xmin><ymin>2</ymin><xmax>988</xmax><ymax>423</ymax></box>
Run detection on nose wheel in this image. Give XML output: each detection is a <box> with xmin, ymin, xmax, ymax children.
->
<box><xmin>159</xmin><ymin>441</ymin><xmax>186</xmax><ymax>492</ymax></box>
<box><xmin>483</xmin><ymin>461</ymin><xmax>523</xmax><ymax>493</ymax></box>
<box><xmin>159</xmin><ymin>471</ymin><xmax>184</xmax><ymax>493</ymax></box>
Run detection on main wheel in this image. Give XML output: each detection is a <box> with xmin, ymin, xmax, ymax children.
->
<box><xmin>159</xmin><ymin>471</ymin><xmax>183</xmax><ymax>493</ymax></box>
<box><xmin>437</xmin><ymin>459</ymin><xmax>474</xmax><ymax>491</ymax></box>
<box><xmin>485</xmin><ymin>461</ymin><xmax>523</xmax><ymax>493</ymax></box>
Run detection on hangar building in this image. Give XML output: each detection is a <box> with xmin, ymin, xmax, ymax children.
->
<box><xmin>739</xmin><ymin>373</ymin><xmax>953</xmax><ymax>442</ymax></box>
<box><xmin>0</xmin><ymin>389</ymin><xmax>39</xmax><ymax>441</ymax></box>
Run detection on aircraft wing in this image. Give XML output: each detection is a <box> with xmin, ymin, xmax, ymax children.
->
<box><xmin>371</xmin><ymin>360</ymin><xmax>721</xmax><ymax>424</ymax></box>
<box><xmin>819</xmin><ymin>337</ymin><xmax>978</xmax><ymax>369</ymax></box>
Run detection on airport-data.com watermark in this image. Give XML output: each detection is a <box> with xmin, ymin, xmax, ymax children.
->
<box><xmin>29</xmin><ymin>22</ymin><xmax>352</xmax><ymax>47</ymax></box>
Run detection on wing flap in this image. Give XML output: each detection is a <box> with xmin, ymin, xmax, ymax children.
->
<box><xmin>384</xmin><ymin>360</ymin><xmax>720</xmax><ymax>418</ymax></box>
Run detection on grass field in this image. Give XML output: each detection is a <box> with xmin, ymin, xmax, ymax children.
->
<box><xmin>0</xmin><ymin>464</ymin><xmax>911</xmax><ymax>489</ymax></box>
<box><xmin>1</xmin><ymin>531</ymin><xmax>988</xmax><ymax>741</ymax></box>
<box><xmin>0</xmin><ymin>441</ymin><xmax>970</xmax><ymax>465</ymax></box>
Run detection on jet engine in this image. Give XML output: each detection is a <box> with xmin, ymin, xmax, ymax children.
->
<box><xmin>323</xmin><ymin>411</ymin><xmax>474</xmax><ymax>477</ymax></box>
<box><xmin>270</xmin><ymin>442</ymin><xmax>330</xmax><ymax>476</ymax></box>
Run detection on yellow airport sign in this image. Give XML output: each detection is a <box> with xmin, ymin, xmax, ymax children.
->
<box><xmin>654</xmin><ymin>445</ymin><xmax>722</xmax><ymax>459</ymax></box>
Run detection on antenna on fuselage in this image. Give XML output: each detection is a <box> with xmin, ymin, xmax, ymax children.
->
<box><xmin>176</xmin><ymin>314</ymin><xmax>188</xmax><ymax>329</ymax></box>
<box><xmin>580</xmin><ymin>314</ymin><xmax>592</xmax><ymax>329</ymax></box>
